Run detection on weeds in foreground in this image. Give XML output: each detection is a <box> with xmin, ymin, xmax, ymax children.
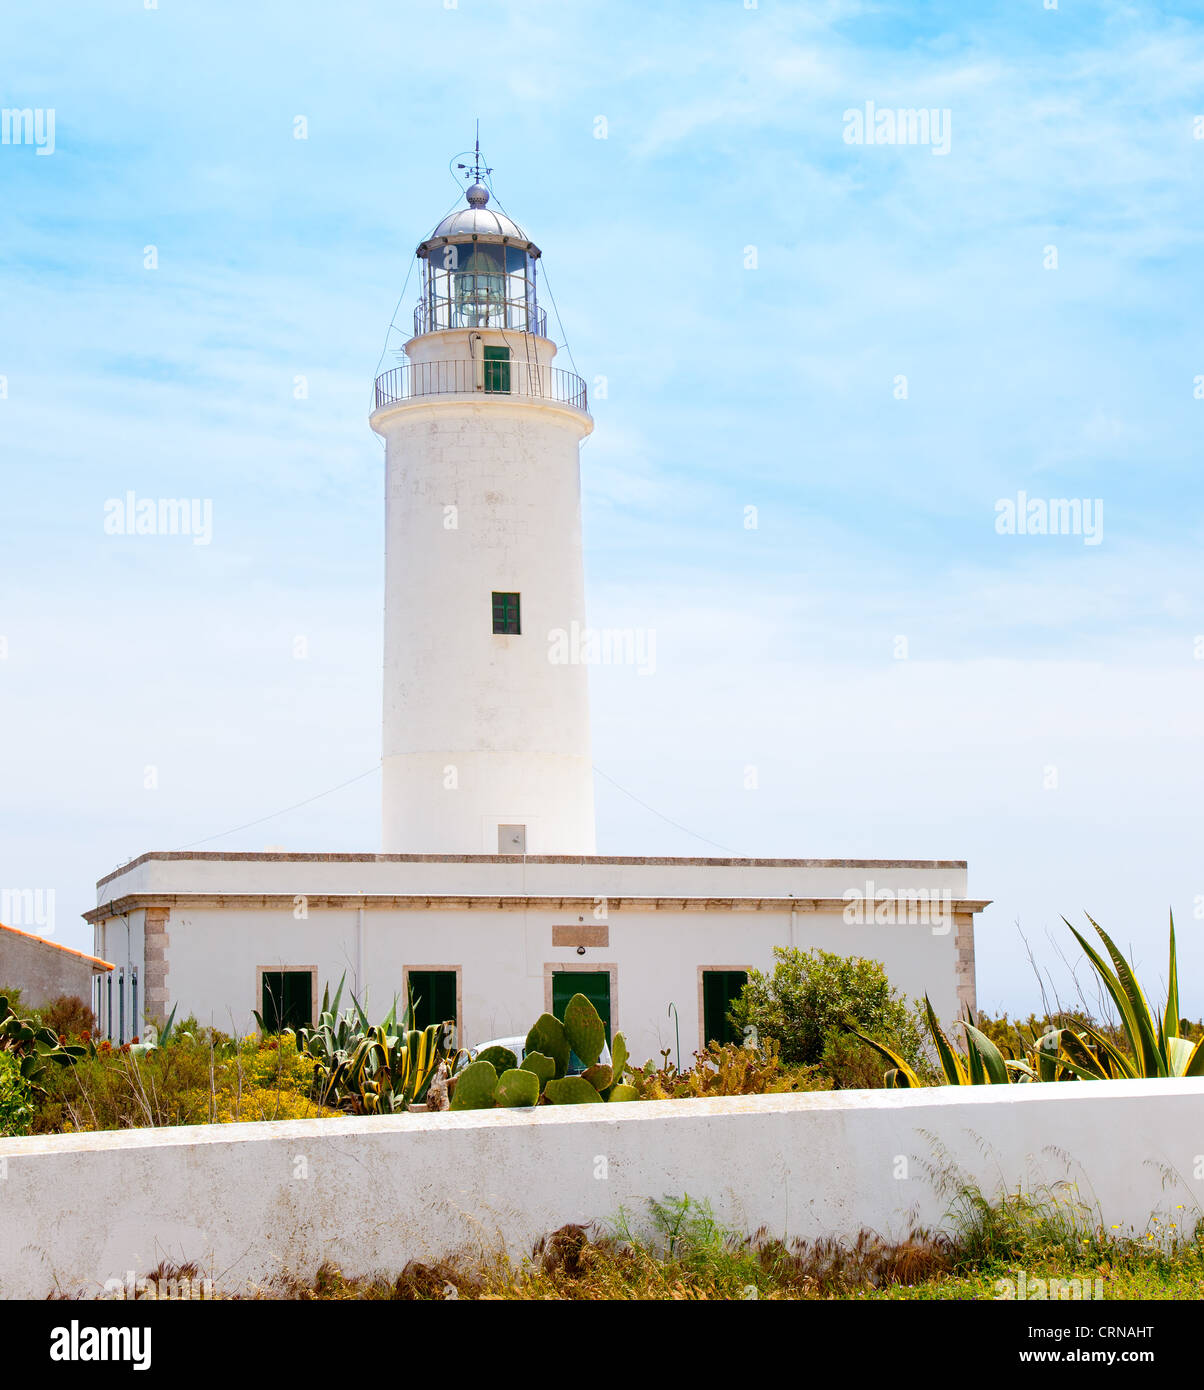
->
<box><xmin>58</xmin><ymin>1184</ymin><xmax>1204</xmax><ymax>1302</ymax></box>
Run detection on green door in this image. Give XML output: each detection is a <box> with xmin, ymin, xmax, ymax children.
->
<box><xmin>483</xmin><ymin>345</ymin><xmax>510</xmax><ymax>393</ymax></box>
<box><xmin>261</xmin><ymin>970</ymin><xmax>313</xmax><ymax>1033</ymax></box>
<box><xmin>552</xmin><ymin>971</ymin><xmax>612</xmax><ymax>1063</ymax></box>
<box><xmin>702</xmin><ymin>970</ymin><xmax>748</xmax><ymax>1046</ymax></box>
<box><xmin>409</xmin><ymin>970</ymin><xmax>457</xmax><ymax>1035</ymax></box>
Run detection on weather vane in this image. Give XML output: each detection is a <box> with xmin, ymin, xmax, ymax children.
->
<box><xmin>455</xmin><ymin>120</ymin><xmax>492</xmax><ymax>187</ymax></box>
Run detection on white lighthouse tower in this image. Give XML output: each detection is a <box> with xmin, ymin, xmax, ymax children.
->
<box><xmin>371</xmin><ymin>158</ymin><xmax>596</xmax><ymax>855</ymax></box>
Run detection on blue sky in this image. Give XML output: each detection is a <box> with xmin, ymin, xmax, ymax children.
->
<box><xmin>2</xmin><ymin>0</ymin><xmax>1202</xmax><ymax>1017</ymax></box>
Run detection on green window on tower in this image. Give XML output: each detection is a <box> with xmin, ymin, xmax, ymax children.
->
<box><xmin>702</xmin><ymin>970</ymin><xmax>749</xmax><ymax>1047</ymax></box>
<box><xmin>483</xmin><ymin>344</ymin><xmax>511</xmax><ymax>393</ymax></box>
<box><xmin>492</xmin><ymin>591</ymin><xmax>520</xmax><ymax>634</ymax></box>
<box><xmin>408</xmin><ymin>970</ymin><xmax>458</xmax><ymax>1036</ymax></box>
<box><xmin>552</xmin><ymin>972</ymin><xmax>612</xmax><ymax>1063</ymax></box>
<box><xmin>260</xmin><ymin>970</ymin><xmax>313</xmax><ymax>1033</ymax></box>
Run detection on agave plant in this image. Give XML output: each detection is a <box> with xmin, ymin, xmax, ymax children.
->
<box><xmin>854</xmin><ymin>912</ymin><xmax>1203</xmax><ymax>1088</ymax></box>
<box><xmin>345</xmin><ymin>1022</ymin><xmax>455</xmax><ymax>1113</ymax></box>
<box><xmin>1044</xmin><ymin>913</ymin><xmax>1204</xmax><ymax>1081</ymax></box>
<box><xmin>850</xmin><ymin>995</ymin><xmax>1025</xmax><ymax>1087</ymax></box>
<box><xmin>127</xmin><ymin>1002</ymin><xmax>180</xmax><ymax>1055</ymax></box>
<box><xmin>284</xmin><ymin>976</ymin><xmax>464</xmax><ymax>1112</ymax></box>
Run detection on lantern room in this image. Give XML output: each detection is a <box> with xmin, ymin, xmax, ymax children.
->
<box><xmin>415</xmin><ymin>183</ymin><xmax>544</xmax><ymax>337</ymax></box>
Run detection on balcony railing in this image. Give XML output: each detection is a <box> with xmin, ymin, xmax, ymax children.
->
<box><xmin>413</xmin><ymin>301</ymin><xmax>548</xmax><ymax>338</ymax></box>
<box><xmin>374</xmin><ymin>359</ymin><xmax>588</xmax><ymax>413</ymax></box>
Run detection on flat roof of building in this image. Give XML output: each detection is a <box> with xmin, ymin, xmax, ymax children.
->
<box><xmin>97</xmin><ymin>850</ymin><xmax>969</xmax><ymax>892</ymax></box>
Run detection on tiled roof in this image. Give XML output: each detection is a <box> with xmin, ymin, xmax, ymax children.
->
<box><xmin>0</xmin><ymin>920</ymin><xmax>114</xmax><ymax>971</ymax></box>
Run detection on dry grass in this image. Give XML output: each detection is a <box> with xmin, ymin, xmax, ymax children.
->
<box><xmin>91</xmin><ymin>1198</ymin><xmax>957</xmax><ymax>1302</ymax></box>
<box><xmin>53</xmin><ymin>1186</ymin><xmax>1204</xmax><ymax>1303</ymax></box>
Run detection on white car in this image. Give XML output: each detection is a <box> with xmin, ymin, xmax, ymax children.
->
<box><xmin>469</xmin><ymin>1034</ymin><xmax>612</xmax><ymax>1077</ymax></box>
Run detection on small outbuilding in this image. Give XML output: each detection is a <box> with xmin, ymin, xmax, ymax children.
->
<box><xmin>0</xmin><ymin>921</ymin><xmax>113</xmax><ymax>1012</ymax></box>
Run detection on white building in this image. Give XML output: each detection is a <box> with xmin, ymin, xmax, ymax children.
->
<box><xmin>88</xmin><ymin>165</ymin><xmax>987</xmax><ymax>1064</ymax></box>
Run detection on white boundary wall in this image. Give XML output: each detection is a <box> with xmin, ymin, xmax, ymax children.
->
<box><xmin>3</xmin><ymin>1080</ymin><xmax>1201</xmax><ymax>1299</ymax></box>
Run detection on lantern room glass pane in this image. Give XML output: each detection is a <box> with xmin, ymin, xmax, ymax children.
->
<box><xmin>422</xmin><ymin>241</ymin><xmax>539</xmax><ymax>333</ymax></box>
<box><xmin>460</xmin><ymin>242</ymin><xmax>504</xmax><ymax>274</ymax></box>
<box><xmin>526</xmin><ymin>256</ymin><xmax>538</xmax><ymax>330</ymax></box>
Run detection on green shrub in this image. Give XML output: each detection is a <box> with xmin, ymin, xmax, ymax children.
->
<box><xmin>728</xmin><ymin>946</ymin><xmax>927</xmax><ymax>1072</ymax></box>
<box><xmin>0</xmin><ymin>1050</ymin><xmax>35</xmax><ymax>1136</ymax></box>
<box><xmin>819</xmin><ymin>1032</ymin><xmax>895</xmax><ymax>1089</ymax></box>
<box><xmin>33</xmin><ymin>1033</ymin><xmax>334</xmax><ymax>1133</ymax></box>
<box><xmin>171</xmin><ymin>1016</ymin><xmax>232</xmax><ymax>1048</ymax></box>
<box><xmin>40</xmin><ymin>994</ymin><xmax>96</xmax><ymax>1042</ymax></box>
<box><xmin>0</xmin><ymin>985</ymin><xmax>25</xmax><ymax>1013</ymax></box>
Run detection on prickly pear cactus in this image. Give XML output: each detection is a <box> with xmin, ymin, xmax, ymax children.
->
<box><xmin>609</xmin><ymin>1032</ymin><xmax>629</xmax><ymax>1086</ymax></box>
<box><xmin>476</xmin><ymin>1045</ymin><xmax>517</xmax><ymax>1074</ymax></box>
<box><xmin>494</xmin><ymin>1068</ymin><xmax>540</xmax><ymax>1107</ymax></box>
<box><xmin>448</xmin><ymin>1059</ymin><xmax>498</xmax><ymax>1110</ymax></box>
<box><xmin>519</xmin><ymin>1050</ymin><xmax>556</xmax><ymax>1087</ymax></box>
<box><xmin>581</xmin><ymin>1064</ymin><xmax>612</xmax><ymax>1092</ymax></box>
<box><xmin>525</xmin><ymin>1014</ymin><xmax>570</xmax><ymax>1079</ymax></box>
<box><xmin>607</xmin><ymin>1083</ymin><xmax>638</xmax><ymax>1102</ymax></box>
<box><xmin>544</xmin><ymin>1076</ymin><xmax>604</xmax><ymax>1104</ymax></box>
<box><xmin>563</xmin><ymin>993</ymin><xmax>605</xmax><ymax>1068</ymax></box>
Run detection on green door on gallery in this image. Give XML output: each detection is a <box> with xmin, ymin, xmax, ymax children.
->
<box><xmin>483</xmin><ymin>345</ymin><xmax>510</xmax><ymax>392</ymax></box>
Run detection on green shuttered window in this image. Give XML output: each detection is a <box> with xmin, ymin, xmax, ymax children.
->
<box><xmin>261</xmin><ymin>970</ymin><xmax>313</xmax><ymax>1033</ymax></box>
<box><xmin>492</xmin><ymin>591</ymin><xmax>520</xmax><ymax>634</ymax></box>
<box><xmin>702</xmin><ymin>970</ymin><xmax>748</xmax><ymax>1047</ymax></box>
<box><xmin>409</xmin><ymin>970</ymin><xmax>458</xmax><ymax>1034</ymax></box>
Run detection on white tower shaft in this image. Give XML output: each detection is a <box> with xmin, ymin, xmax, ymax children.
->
<box><xmin>373</xmin><ymin>291</ymin><xmax>595</xmax><ymax>854</ymax></box>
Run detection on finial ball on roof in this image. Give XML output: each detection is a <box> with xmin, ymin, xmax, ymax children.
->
<box><xmin>465</xmin><ymin>183</ymin><xmax>490</xmax><ymax>208</ymax></box>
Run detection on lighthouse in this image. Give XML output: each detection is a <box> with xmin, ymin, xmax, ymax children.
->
<box><xmin>88</xmin><ymin>144</ymin><xmax>985</xmax><ymax>1064</ymax></box>
<box><xmin>371</xmin><ymin>163</ymin><xmax>596</xmax><ymax>855</ymax></box>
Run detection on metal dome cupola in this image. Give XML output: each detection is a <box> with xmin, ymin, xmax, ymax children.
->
<box><xmin>415</xmin><ymin>181</ymin><xmax>544</xmax><ymax>336</ymax></box>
